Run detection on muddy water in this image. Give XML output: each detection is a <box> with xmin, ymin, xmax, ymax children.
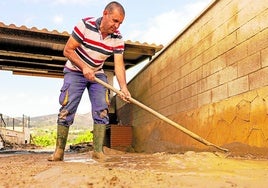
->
<box><xmin>1</xmin><ymin>147</ymin><xmax>268</xmax><ymax>187</ymax></box>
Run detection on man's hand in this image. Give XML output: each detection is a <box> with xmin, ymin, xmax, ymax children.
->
<box><xmin>119</xmin><ymin>86</ymin><xmax>131</xmax><ymax>102</ymax></box>
<box><xmin>82</xmin><ymin>66</ymin><xmax>95</xmax><ymax>81</ymax></box>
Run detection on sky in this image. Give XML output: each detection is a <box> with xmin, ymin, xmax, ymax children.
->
<box><xmin>0</xmin><ymin>0</ymin><xmax>212</xmax><ymax>118</ymax></box>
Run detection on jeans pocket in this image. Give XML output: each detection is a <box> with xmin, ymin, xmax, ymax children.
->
<box><xmin>59</xmin><ymin>83</ymin><xmax>70</xmax><ymax>106</ymax></box>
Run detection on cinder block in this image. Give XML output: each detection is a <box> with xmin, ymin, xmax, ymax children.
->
<box><xmin>261</xmin><ymin>47</ymin><xmax>268</xmax><ymax>68</ymax></box>
<box><xmin>249</xmin><ymin>67</ymin><xmax>268</xmax><ymax>90</ymax></box>
<box><xmin>212</xmin><ymin>84</ymin><xmax>228</xmax><ymax>103</ymax></box>
<box><xmin>238</xmin><ymin>53</ymin><xmax>261</xmax><ymax>77</ymax></box>
<box><xmin>228</xmin><ymin>76</ymin><xmax>249</xmax><ymax>97</ymax></box>
<box><xmin>219</xmin><ymin>65</ymin><xmax>238</xmax><ymax>84</ymax></box>
<box><xmin>198</xmin><ymin>90</ymin><xmax>212</xmax><ymax>107</ymax></box>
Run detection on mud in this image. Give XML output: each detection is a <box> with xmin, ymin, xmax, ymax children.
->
<box><xmin>0</xmin><ymin>145</ymin><xmax>268</xmax><ymax>188</ymax></box>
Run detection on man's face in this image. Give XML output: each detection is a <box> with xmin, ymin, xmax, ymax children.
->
<box><xmin>102</xmin><ymin>9</ymin><xmax>124</xmax><ymax>34</ymax></box>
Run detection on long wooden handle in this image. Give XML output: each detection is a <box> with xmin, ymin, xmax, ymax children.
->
<box><xmin>95</xmin><ymin>77</ymin><xmax>228</xmax><ymax>152</ymax></box>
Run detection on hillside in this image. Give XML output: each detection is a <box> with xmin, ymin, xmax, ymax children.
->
<box><xmin>30</xmin><ymin>112</ymin><xmax>93</xmax><ymax>130</ymax></box>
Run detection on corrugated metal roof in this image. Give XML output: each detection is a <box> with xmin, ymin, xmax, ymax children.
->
<box><xmin>0</xmin><ymin>22</ymin><xmax>163</xmax><ymax>78</ymax></box>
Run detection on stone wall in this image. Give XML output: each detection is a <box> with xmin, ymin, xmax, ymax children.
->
<box><xmin>116</xmin><ymin>0</ymin><xmax>268</xmax><ymax>152</ymax></box>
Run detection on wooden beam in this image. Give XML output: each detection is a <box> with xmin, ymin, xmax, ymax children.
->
<box><xmin>13</xmin><ymin>71</ymin><xmax>63</xmax><ymax>78</ymax></box>
<box><xmin>0</xmin><ymin>50</ymin><xmax>67</xmax><ymax>61</ymax></box>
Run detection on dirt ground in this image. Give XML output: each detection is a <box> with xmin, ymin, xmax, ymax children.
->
<box><xmin>1</xmin><ymin>144</ymin><xmax>268</xmax><ymax>188</ymax></box>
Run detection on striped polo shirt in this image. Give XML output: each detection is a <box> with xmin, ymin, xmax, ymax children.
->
<box><xmin>65</xmin><ymin>17</ymin><xmax>125</xmax><ymax>72</ymax></box>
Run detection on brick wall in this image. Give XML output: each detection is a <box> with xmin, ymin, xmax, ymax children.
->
<box><xmin>117</xmin><ymin>0</ymin><xmax>268</xmax><ymax>153</ymax></box>
<box><xmin>110</xmin><ymin>125</ymin><xmax>133</xmax><ymax>151</ymax></box>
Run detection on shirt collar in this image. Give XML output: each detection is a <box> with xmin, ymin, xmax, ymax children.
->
<box><xmin>95</xmin><ymin>17</ymin><xmax>102</xmax><ymax>30</ymax></box>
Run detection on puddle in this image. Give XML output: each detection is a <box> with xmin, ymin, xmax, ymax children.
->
<box><xmin>0</xmin><ymin>150</ymin><xmax>32</xmax><ymax>157</ymax></box>
<box><xmin>0</xmin><ymin>149</ymin><xmax>53</xmax><ymax>158</ymax></box>
<box><xmin>64</xmin><ymin>156</ymin><xmax>97</xmax><ymax>164</ymax></box>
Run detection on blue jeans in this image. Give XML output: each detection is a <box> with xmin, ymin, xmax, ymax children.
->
<box><xmin>57</xmin><ymin>68</ymin><xmax>109</xmax><ymax>126</ymax></box>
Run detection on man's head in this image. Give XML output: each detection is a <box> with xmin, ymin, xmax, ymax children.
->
<box><xmin>100</xmin><ymin>1</ymin><xmax>125</xmax><ymax>35</ymax></box>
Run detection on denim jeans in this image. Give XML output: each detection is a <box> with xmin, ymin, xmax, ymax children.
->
<box><xmin>57</xmin><ymin>68</ymin><xmax>109</xmax><ymax>126</ymax></box>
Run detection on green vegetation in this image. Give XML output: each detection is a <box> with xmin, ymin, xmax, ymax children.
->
<box><xmin>31</xmin><ymin>127</ymin><xmax>93</xmax><ymax>147</ymax></box>
<box><xmin>68</xmin><ymin>130</ymin><xmax>93</xmax><ymax>145</ymax></box>
<box><xmin>32</xmin><ymin>129</ymin><xmax>56</xmax><ymax>147</ymax></box>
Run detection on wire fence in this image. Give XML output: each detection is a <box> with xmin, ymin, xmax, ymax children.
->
<box><xmin>0</xmin><ymin>113</ymin><xmax>30</xmax><ymax>132</ymax></box>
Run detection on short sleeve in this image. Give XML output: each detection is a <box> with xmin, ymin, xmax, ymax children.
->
<box><xmin>71</xmin><ymin>19</ymin><xmax>86</xmax><ymax>43</ymax></box>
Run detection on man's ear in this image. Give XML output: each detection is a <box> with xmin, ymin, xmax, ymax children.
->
<box><xmin>103</xmin><ymin>10</ymin><xmax>108</xmax><ymax>16</ymax></box>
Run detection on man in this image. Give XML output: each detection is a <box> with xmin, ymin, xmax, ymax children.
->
<box><xmin>48</xmin><ymin>1</ymin><xmax>130</xmax><ymax>161</ymax></box>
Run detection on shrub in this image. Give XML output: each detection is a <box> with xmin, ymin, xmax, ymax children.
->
<box><xmin>69</xmin><ymin>130</ymin><xmax>93</xmax><ymax>145</ymax></box>
<box><xmin>31</xmin><ymin>128</ymin><xmax>93</xmax><ymax>147</ymax></box>
<box><xmin>32</xmin><ymin>132</ymin><xmax>55</xmax><ymax>147</ymax></box>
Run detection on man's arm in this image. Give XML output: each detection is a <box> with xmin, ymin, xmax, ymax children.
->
<box><xmin>114</xmin><ymin>53</ymin><xmax>131</xmax><ymax>101</ymax></box>
<box><xmin>63</xmin><ymin>36</ymin><xmax>95</xmax><ymax>81</ymax></box>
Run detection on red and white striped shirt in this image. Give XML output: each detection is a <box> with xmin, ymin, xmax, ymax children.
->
<box><xmin>65</xmin><ymin>17</ymin><xmax>125</xmax><ymax>72</ymax></box>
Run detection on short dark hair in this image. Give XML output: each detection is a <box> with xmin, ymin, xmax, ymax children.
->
<box><xmin>105</xmin><ymin>1</ymin><xmax>125</xmax><ymax>15</ymax></box>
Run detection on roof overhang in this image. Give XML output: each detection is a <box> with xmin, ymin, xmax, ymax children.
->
<box><xmin>0</xmin><ymin>22</ymin><xmax>163</xmax><ymax>78</ymax></box>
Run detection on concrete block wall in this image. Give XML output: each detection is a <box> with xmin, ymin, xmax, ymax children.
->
<box><xmin>116</xmin><ymin>0</ymin><xmax>268</xmax><ymax>153</ymax></box>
